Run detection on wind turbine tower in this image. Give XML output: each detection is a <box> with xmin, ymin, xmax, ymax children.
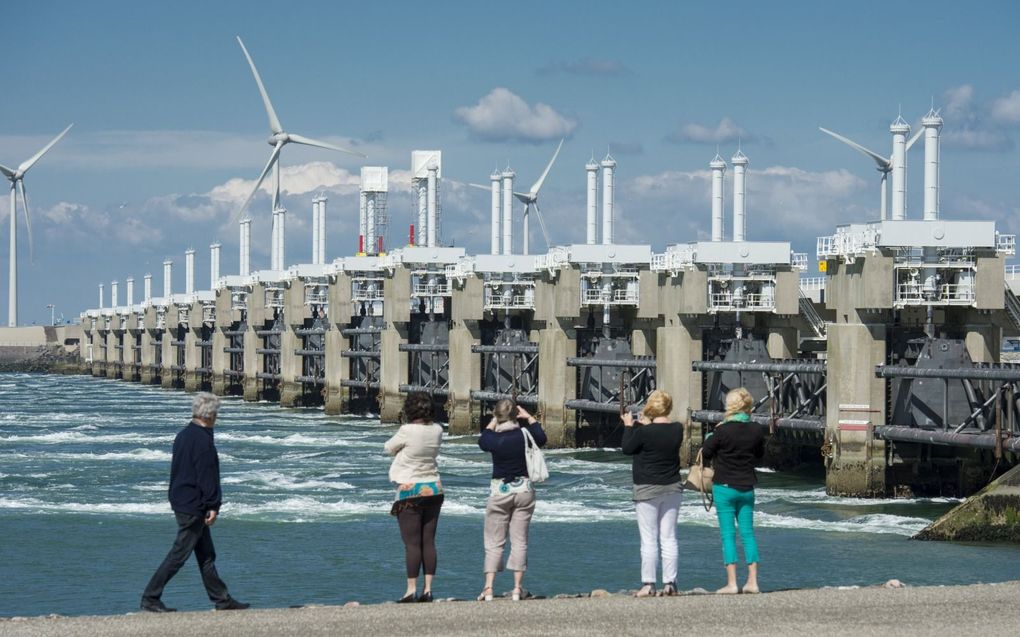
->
<box><xmin>0</xmin><ymin>124</ymin><xmax>73</xmax><ymax>326</ymax></box>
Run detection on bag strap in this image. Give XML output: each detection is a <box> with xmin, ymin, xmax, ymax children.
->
<box><xmin>695</xmin><ymin>448</ymin><xmax>714</xmax><ymax>512</ymax></box>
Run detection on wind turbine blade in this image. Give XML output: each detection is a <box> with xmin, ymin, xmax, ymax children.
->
<box><xmin>17</xmin><ymin>124</ymin><xmax>73</xmax><ymax>174</ymax></box>
<box><xmin>532</xmin><ymin>202</ymin><xmax>551</xmax><ymax>250</ymax></box>
<box><xmin>235</xmin><ymin>143</ymin><xmax>282</xmax><ymax>220</ymax></box>
<box><xmin>819</xmin><ymin>127</ymin><xmax>890</xmax><ymax>169</ymax></box>
<box><xmin>0</xmin><ymin>164</ymin><xmax>15</xmax><ymax>179</ymax></box>
<box><xmin>17</xmin><ymin>180</ymin><xmax>34</xmax><ymax>263</ymax></box>
<box><xmin>906</xmin><ymin>127</ymin><xmax>924</xmax><ymax>151</ymax></box>
<box><xmin>529</xmin><ymin>138</ymin><xmax>564</xmax><ymax>194</ymax></box>
<box><xmin>236</xmin><ymin>36</ymin><xmax>283</xmax><ymax>135</ymax></box>
<box><xmin>468</xmin><ymin>183</ymin><xmax>492</xmax><ymax>192</ymax></box>
<box><xmin>287</xmin><ymin>133</ymin><xmax>366</xmax><ymax>158</ymax></box>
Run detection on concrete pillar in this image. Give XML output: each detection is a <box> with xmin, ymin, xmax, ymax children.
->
<box><xmin>140</xmin><ymin>307</ymin><xmax>158</xmax><ymax>384</ymax></box>
<box><xmin>279</xmin><ymin>282</ymin><xmax>307</xmax><ymax>407</ymax></box>
<box><xmin>105</xmin><ymin>328</ymin><xmax>119</xmax><ymax>379</ymax></box>
<box><xmin>380</xmin><ymin>266</ymin><xmax>411</xmax><ymax>422</ymax></box>
<box><xmin>211</xmin><ymin>289</ymin><xmax>231</xmax><ymax>395</ymax></box>
<box><xmin>766</xmin><ymin>327</ymin><xmax>798</xmax><ymax>359</ymax></box>
<box><xmin>243</xmin><ymin>284</ymin><xmax>267</xmax><ymax>402</ymax></box>
<box><xmin>537</xmin><ymin>322</ymin><xmax>577</xmax><ymax>448</ymax></box>
<box><xmin>824</xmin><ymin>321</ymin><xmax>888</xmax><ymax>497</ymax></box>
<box><xmin>184</xmin><ymin>304</ymin><xmax>201</xmax><ymax>392</ymax></box>
<box><xmin>160</xmin><ymin>322</ymin><xmax>176</xmax><ymax>389</ymax></box>
<box><xmin>965</xmin><ymin>324</ymin><xmax>1001</xmax><ymax>364</ymax></box>
<box><xmin>325</xmin><ymin>272</ymin><xmax>354</xmax><ymax>415</ymax></box>
<box><xmin>447</xmin><ymin>320</ymin><xmax>482</xmax><ymax>435</ymax></box>
<box><xmin>656</xmin><ymin>321</ymin><xmax>703</xmax><ymax>465</ymax></box>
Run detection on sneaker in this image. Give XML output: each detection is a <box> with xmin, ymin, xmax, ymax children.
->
<box><xmin>216</xmin><ymin>598</ymin><xmax>250</xmax><ymax>610</ymax></box>
<box><xmin>140</xmin><ymin>599</ymin><xmax>177</xmax><ymax>613</ymax></box>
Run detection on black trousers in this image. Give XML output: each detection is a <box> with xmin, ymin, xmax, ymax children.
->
<box><xmin>397</xmin><ymin>498</ymin><xmax>443</xmax><ymax>578</ymax></box>
<box><xmin>142</xmin><ymin>512</ymin><xmax>231</xmax><ymax>606</ymax></box>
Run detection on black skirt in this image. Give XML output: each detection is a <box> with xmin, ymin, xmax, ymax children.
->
<box><xmin>390</xmin><ymin>493</ymin><xmax>445</xmax><ymax>517</ymax></box>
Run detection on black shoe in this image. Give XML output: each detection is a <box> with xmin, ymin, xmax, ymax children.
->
<box><xmin>216</xmin><ymin>598</ymin><xmax>250</xmax><ymax>611</ymax></box>
<box><xmin>397</xmin><ymin>593</ymin><xmax>416</xmax><ymax>603</ymax></box>
<box><xmin>662</xmin><ymin>582</ymin><xmax>679</xmax><ymax>597</ymax></box>
<box><xmin>417</xmin><ymin>591</ymin><xmax>433</xmax><ymax>603</ymax></box>
<box><xmin>140</xmin><ymin>599</ymin><xmax>177</xmax><ymax>613</ymax></box>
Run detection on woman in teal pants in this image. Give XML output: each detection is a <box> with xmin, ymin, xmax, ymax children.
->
<box><xmin>701</xmin><ymin>387</ymin><xmax>765</xmax><ymax>594</ymax></box>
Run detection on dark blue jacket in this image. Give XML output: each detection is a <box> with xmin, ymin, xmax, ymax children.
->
<box><xmin>168</xmin><ymin>422</ymin><xmax>222</xmax><ymax>516</ymax></box>
<box><xmin>478</xmin><ymin>421</ymin><xmax>547</xmax><ymax>481</ymax></box>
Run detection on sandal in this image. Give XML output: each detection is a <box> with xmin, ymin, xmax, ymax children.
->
<box><xmin>661</xmin><ymin>582</ymin><xmax>679</xmax><ymax>597</ymax></box>
<box><xmin>511</xmin><ymin>587</ymin><xmax>525</xmax><ymax>602</ymax></box>
<box><xmin>477</xmin><ymin>586</ymin><xmax>493</xmax><ymax>602</ymax></box>
<box><xmin>634</xmin><ymin>583</ymin><xmax>656</xmax><ymax>598</ymax></box>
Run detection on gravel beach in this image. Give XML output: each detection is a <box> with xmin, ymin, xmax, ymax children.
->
<box><xmin>3</xmin><ymin>581</ymin><xmax>1018</xmax><ymax>637</ymax></box>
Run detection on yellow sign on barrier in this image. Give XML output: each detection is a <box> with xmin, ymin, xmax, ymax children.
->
<box><xmin>818</xmin><ymin>260</ymin><xmax>828</xmax><ymax>273</ymax></box>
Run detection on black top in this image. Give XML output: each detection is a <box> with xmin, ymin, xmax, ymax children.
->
<box><xmin>478</xmin><ymin>421</ymin><xmax>548</xmax><ymax>481</ymax></box>
<box><xmin>621</xmin><ymin>421</ymin><xmax>684</xmax><ymax>485</ymax></box>
<box><xmin>700</xmin><ymin>418</ymin><xmax>765</xmax><ymax>491</ymax></box>
<box><xmin>168</xmin><ymin>421</ymin><xmax>222</xmax><ymax>516</ymax></box>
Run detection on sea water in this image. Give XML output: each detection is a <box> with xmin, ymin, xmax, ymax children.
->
<box><xmin>2</xmin><ymin>373</ymin><xmax>1019</xmax><ymax>616</ymax></box>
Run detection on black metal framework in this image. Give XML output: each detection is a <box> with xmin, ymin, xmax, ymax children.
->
<box><xmin>295</xmin><ymin>318</ymin><xmax>327</xmax><ymax>389</ymax></box>
<box><xmin>223</xmin><ymin>321</ymin><xmax>246</xmax><ymax>391</ymax></box>
<box><xmin>255</xmin><ymin>312</ymin><xmax>283</xmax><ymax>396</ymax></box>
<box><xmin>340</xmin><ymin>317</ymin><xmax>383</xmax><ymax>411</ymax></box>
<box><xmin>565</xmin><ymin>355</ymin><xmax>657</xmax><ymax>414</ymax></box>
<box><xmin>400</xmin><ymin>342</ymin><xmax>450</xmax><ymax>397</ymax></box>
<box><xmin>472</xmin><ymin>338</ymin><xmax>539</xmax><ymax>407</ymax></box>
<box><xmin>691</xmin><ymin>359</ymin><xmax>827</xmax><ymax>434</ymax></box>
<box><xmin>170</xmin><ymin>326</ymin><xmax>186</xmax><ymax>387</ymax></box>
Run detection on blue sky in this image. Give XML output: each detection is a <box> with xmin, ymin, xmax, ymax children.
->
<box><xmin>3</xmin><ymin>1</ymin><xmax>1020</xmax><ymax>323</ymax></box>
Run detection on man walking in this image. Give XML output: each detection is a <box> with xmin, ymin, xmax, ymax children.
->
<box><xmin>140</xmin><ymin>392</ymin><xmax>249</xmax><ymax>612</ymax></box>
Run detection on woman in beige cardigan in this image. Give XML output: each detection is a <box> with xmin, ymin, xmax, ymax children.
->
<box><xmin>384</xmin><ymin>392</ymin><xmax>444</xmax><ymax>603</ymax></box>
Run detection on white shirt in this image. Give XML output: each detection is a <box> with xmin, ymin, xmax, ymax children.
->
<box><xmin>384</xmin><ymin>423</ymin><xmax>443</xmax><ymax>484</ymax></box>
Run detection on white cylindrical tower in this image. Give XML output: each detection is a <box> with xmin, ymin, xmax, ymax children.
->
<box><xmin>162</xmin><ymin>260</ymin><xmax>173</xmax><ymax>298</ymax></box>
<box><xmin>417</xmin><ymin>182</ymin><xmax>427</xmax><ymax>247</ymax></box>
<box><xmin>277</xmin><ymin>208</ymin><xmax>286</xmax><ymax>269</ymax></box>
<box><xmin>98</xmin><ymin>283</ymin><xmax>104</xmax><ymax>309</ymax></box>
<box><xmin>586</xmin><ymin>158</ymin><xmax>599</xmax><ymax>244</ymax></box>
<box><xmin>239</xmin><ymin>218</ymin><xmax>251</xmax><ymax>276</ymax></box>
<box><xmin>890</xmin><ymin>115</ymin><xmax>910</xmax><ymax>221</ymax></box>
<box><xmin>111</xmin><ymin>281</ymin><xmax>118</xmax><ymax>308</ymax></box>
<box><xmin>270</xmin><ymin>210</ymin><xmax>279</xmax><ymax>270</ymax></box>
<box><xmin>366</xmin><ymin>196</ymin><xmax>376</xmax><ymax>255</ymax></box>
<box><xmin>185</xmin><ymin>249</ymin><xmax>195</xmax><ymax>295</ymax></box>
<box><xmin>143</xmin><ymin>274</ymin><xmax>152</xmax><ymax>303</ymax></box>
<box><xmin>731</xmin><ymin>150</ymin><xmax>748</xmax><ymax>242</ymax></box>
<box><xmin>358</xmin><ymin>191</ymin><xmax>368</xmax><ymax>253</ymax></box>
<box><xmin>501</xmin><ymin>168</ymin><xmax>515</xmax><ymax>255</ymax></box>
<box><xmin>311</xmin><ymin>197</ymin><xmax>320</xmax><ymax>265</ymax></box>
<box><xmin>210</xmin><ymin>243</ymin><xmax>221</xmax><ymax>287</ymax></box>
<box><xmin>426</xmin><ymin>163</ymin><xmax>439</xmax><ymax>247</ymax></box>
<box><xmin>922</xmin><ymin>108</ymin><xmax>943</xmax><ymax>221</ymax></box>
<box><xmin>125</xmin><ymin>277</ymin><xmax>134</xmax><ymax>306</ymax></box>
<box><xmin>318</xmin><ymin>195</ymin><xmax>327</xmax><ymax>263</ymax></box>
<box><xmin>490</xmin><ymin>170</ymin><xmax>501</xmax><ymax>255</ymax></box>
<box><xmin>601</xmin><ymin>154</ymin><xmax>616</xmax><ymax>245</ymax></box>
<box><xmin>710</xmin><ymin>154</ymin><xmax>727</xmax><ymax>241</ymax></box>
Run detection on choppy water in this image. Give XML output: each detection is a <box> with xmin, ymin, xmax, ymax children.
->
<box><xmin>2</xmin><ymin>373</ymin><xmax>1019</xmax><ymax>616</ymax></box>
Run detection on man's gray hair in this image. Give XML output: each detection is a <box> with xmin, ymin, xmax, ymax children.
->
<box><xmin>192</xmin><ymin>392</ymin><xmax>221</xmax><ymax>420</ymax></box>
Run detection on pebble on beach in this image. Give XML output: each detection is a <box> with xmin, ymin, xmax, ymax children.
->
<box><xmin>344</xmin><ymin>601</ymin><xmax>361</xmax><ymax>608</ymax></box>
<box><xmin>589</xmin><ymin>589</ymin><xmax>611</xmax><ymax>598</ymax></box>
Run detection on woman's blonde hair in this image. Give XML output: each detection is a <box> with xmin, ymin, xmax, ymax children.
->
<box><xmin>492</xmin><ymin>399</ymin><xmax>517</xmax><ymax>424</ymax></box>
<box><xmin>724</xmin><ymin>387</ymin><xmax>754</xmax><ymax>420</ymax></box>
<box><xmin>641</xmin><ymin>390</ymin><xmax>673</xmax><ymax>419</ymax></box>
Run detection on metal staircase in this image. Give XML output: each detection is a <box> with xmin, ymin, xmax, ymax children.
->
<box><xmin>1005</xmin><ymin>286</ymin><xmax>1020</xmax><ymax>333</ymax></box>
<box><xmin>799</xmin><ymin>289</ymin><xmax>827</xmax><ymax>339</ymax></box>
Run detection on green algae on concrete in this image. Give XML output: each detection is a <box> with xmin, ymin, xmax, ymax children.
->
<box><xmin>915</xmin><ymin>462</ymin><xmax>1020</xmax><ymax>543</ymax></box>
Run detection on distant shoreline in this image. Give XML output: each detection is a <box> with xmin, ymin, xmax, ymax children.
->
<box><xmin>2</xmin><ymin>580</ymin><xmax>1018</xmax><ymax>636</ymax></box>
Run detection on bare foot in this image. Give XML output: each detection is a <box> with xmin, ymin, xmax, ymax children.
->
<box><xmin>742</xmin><ymin>584</ymin><xmax>760</xmax><ymax>594</ymax></box>
<box><xmin>634</xmin><ymin>584</ymin><xmax>656</xmax><ymax>598</ymax></box>
<box><xmin>716</xmin><ymin>585</ymin><xmax>739</xmax><ymax>595</ymax></box>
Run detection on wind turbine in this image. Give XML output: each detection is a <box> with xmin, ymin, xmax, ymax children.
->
<box><xmin>1</xmin><ymin>124</ymin><xmax>73</xmax><ymax>327</ymax></box>
<box><xmin>234</xmin><ymin>36</ymin><xmax>365</xmax><ymax>219</ymax></box>
<box><xmin>471</xmin><ymin>138</ymin><xmax>564</xmax><ymax>254</ymax></box>
<box><xmin>819</xmin><ymin>124</ymin><xmax>922</xmax><ymax>221</ymax></box>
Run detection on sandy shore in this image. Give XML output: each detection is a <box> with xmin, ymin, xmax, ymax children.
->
<box><xmin>3</xmin><ymin>581</ymin><xmax>1018</xmax><ymax>637</ymax></box>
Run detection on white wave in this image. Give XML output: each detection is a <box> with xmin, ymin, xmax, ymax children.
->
<box><xmin>8</xmin><ymin>448</ymin><xmax>173</xmax><ymax>462</ymax></box>
<box><xmin>215</xmin><ymin>432</ymin><xmax>366</xmax><ymax>447</ymax></box>
<box><xmin>221</xmin><ymin>470</ymin><xmax>354</xmax><ymax>491</ymax></box>
<box><xmin>755</xmin><ymin>487</ymin><xmax>962</xmax><ymax>507</ymax></box>
<box><xmin>754</xmin><ymin>512</ymin><xmax>929</xmax><ymax>536</ymax></box>
<box><xmin>0</xmin><ymin>497</ymin><xmax>170</xmax><ymax>515</ymax></box>
<box><xmin>0</xmin><ymin>431</ymin><xmax>174</xmax><ymax>444</ymax></box>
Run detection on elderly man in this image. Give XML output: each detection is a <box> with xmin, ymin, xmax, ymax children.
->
<box><xmin>140</xmin><ymin>392</ymin><xmax>249</xmax><ymax>612</ymax></box>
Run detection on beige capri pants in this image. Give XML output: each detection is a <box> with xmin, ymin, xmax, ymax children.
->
<box><xmin>483</xmin><ymin>490</ymin><xmax>536</xmax><ymax>573</ymax></box>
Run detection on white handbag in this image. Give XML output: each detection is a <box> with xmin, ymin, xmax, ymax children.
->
<box><xmin>521</xmin><ymin>427</ymin><xmax>549</xmax><ymax>484</ymax></box>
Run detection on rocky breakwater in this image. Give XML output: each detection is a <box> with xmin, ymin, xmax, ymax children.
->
<box><xmin>915</xmin><ymin>462</ymin><xmax>1020</xmax><ymax>543</ymax></box>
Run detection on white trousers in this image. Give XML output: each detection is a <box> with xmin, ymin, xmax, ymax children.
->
<box><xmin>634</xmin><ymin>491</ymin><xmax>683</xmax><ymax>584</ymax></box>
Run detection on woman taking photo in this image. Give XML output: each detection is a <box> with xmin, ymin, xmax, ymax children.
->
<box><xmin>621</xmin><ymin>390</ymin><xmax>684</xmax><ymax>597</ymax></box>
<box><xmin>477</xmin><ymin>399</ymin><xmax>547</xmax><ymax>602</ymax></box>
<box><xmin>701</xmin><ymin>387</ymin><xmax>765</xmax><ymax>594</ymax></box>
<box><xmin>384</xmin><ymin>392</ymin><xmax>444</xmax><ymax>603</ymax></box>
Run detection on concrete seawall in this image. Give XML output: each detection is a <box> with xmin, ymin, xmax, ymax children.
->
<box><xmin>0</xmin><ymin>326</ymin><xmax>81</xmax><ymax>373</ymax></box>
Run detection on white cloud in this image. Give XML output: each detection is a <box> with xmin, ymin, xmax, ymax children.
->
<box><xmin>940</xmin><ymin>84</ymin><xmax>1014</xmax><ymax>152</ymax></box>
<box><xmin>453</xmin><ymin>88</ymin><xmax>577</xmax><ymax>143</ymax></box>
<box><xmin>666</xmin><ymin>117</ymin><xmax>760</xmax><ymax>145</ymax></box>
<box><xmin>991</xmin><ymin>89</ymin><xmax>1020</xmax><ymax>125</ymax></box>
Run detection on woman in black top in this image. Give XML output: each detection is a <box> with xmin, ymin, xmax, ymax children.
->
<box><xmin>621</xmin><ymin>390</ymin><xmax>684</xmax><ymax>597</ymax></box>
<box><xmin>701</xmin><ymin>387</ymin><xmax>765</xmax><ymax>594</ymax></box>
